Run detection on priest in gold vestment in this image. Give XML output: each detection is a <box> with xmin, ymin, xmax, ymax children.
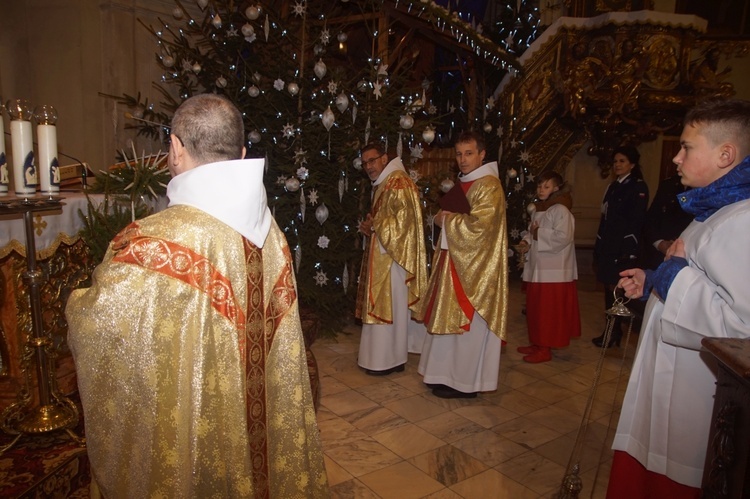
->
<box><xmin>66</xmin><ymin>94</ymin><xmax>328</xmax><ymax>498</ymax></box>
<box><xmin>417</xmin><ymin>131</ymin><xmax>508</xmax><ymax>399</ymax></box>
<box><xmin>355</xmin><ymin>143</ymin><xmax>428</xmax><ymax>375</ymax></box>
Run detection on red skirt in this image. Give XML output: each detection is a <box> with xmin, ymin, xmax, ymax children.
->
<box><xmin>525</xmin><ymin>281</ymin><xmax>581</xmax><ymax>348</ymax></box>
<box><xmin>606</xmin><ymin>451</ymin><xmax>701</xmax><ymax>499</ymax></box>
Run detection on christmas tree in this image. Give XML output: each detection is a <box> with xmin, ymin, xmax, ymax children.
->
<box><xmin>108</xmin><ymin>0</ymin><xmax>535</xmax><ymax>330</ymax></box>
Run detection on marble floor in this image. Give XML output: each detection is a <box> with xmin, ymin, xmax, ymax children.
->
<box><xmin>311</xmin><ymin>276</ymin><xmax>640</xmax><ymax>499</ymax></box>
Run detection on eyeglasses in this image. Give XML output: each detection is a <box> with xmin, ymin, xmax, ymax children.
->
<box><xmin>362</xmin><ymin>154</ymin><xmax>384</xmax><ymax>167</ymax></box>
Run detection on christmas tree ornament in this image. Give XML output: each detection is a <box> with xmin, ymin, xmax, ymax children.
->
<box><xmin>396</xmin><ymin>132</ymin><xmax>403</xmax><ymax>158</ymax></box>
<box><xmin>192</xmin><ymin>63</ymin><xmax>201</xmax><ymax>73</ymax></box>
<box><xmin>352</xmin><ymin>104</ymin><xmax>357</xmax><ymax>123</ymax></box>
<box><xmin>172</xmin><ymin>7</ymin><xmax>183</xmax><ymax>19</ymax></box>
<box><xmin>399</xmin><ymin>114</ymin><xmax>414</xmax><ymax>129</ymax></box>
<box><xmin>313</xmin><ymin>59</ymin><xmax>327</xmax><ymax>79</ymax></box>
<box><xmin>422</xmin><ymin>127</ymin><xmax>435</xmax><ymax>144</ymax></box>
<box><xmin>321</xmin><ymin>106</ymin><xmax>335</xmax><ymax>131</ymax></box>
<box><xmin>356</xmin><ymin>80</ymin><xmax>368</xmax><ymax>93</ymax></box>
<box><xmin>264</xmin><ymin>14</ymin><xmax>270</xmax><ymax>41</ymax></box>
<box><xmin>162</xmin><ymin>55</ymin><xmax>175</xmax><ymax>68</ymax></box>
<box><xmin>364</xmin><ymin>117</ymin><xmax>371</xmax><ymax>143</ymax></box>
<box><xmin>216</xmin><ymin>76</ymin><xmax>227</xmax><ymax>88</ymax></box>
<box><xmin>483</xmin><ymin>122</ymin><xmax>492</xmax><ymax>133</ymax></box>
<box><xmin>317</xmin><ymin>235</ymin><xmax>330</xmax><ymax>249</ymax></box>
<box><xmin>314</xmin><ymin>44</ymin><xmax>324</xmax><ymax>56</ymax></box>
<box><xmin>295</xmin><ymin>245</ymin><xmax>302</xmax><ymax>272</ymax></box>
<box><xmin>338</xmin><ymin>177</ymin><xmax>345</xmax><ymax>201</ymax></box>
<box><xmin>287</xmin><ymin>82</ymin><xmax>300</xmax><ymax>96</ymax></box>
<box><xmin>440</xmin><ymin>178</ymin><xmax>455</xmax><ymax>193</ymax></box>
<box><xmin>285</xmin><ymin>177</ymin><xmax>300</xmax><ymax>192</ymax></box>
<box><xmin>343</xmin><ymin>265</ymin><xmax>349</xmax><ymax>294</ymax></box>
<box><xmin>315</xmin><ymin>204</ymin><xmax>329</xmax><ymax>225</ymax></box>
<box><xmin>353</xmin><ymin>157</ymin><xmax>362</xmax><ymax>170</ymax></box>
<box><xmin>211</xmin><ymin>14</ymin><xmax>222</xmax><ymax>29</ymax></box>
<box><xmin>247</xmin><ymin>85</ymin><xmax>260</xmax><ymax>97</ymax></box>
<box><xmin>248</xmin><ymin>130</ymin><xmax>261</xmax><ymax>143</ymax></box>
<box><xmin>197</xmin><ymin>0</ymin><xmax>208</xmax><ymax>9</ymax></box>
<box><xmin>314</xmin><ymin>270</ymin><xmax>329</xmax><ymax>287</ymax></box>
<box><xmin>300</xmin><ymin>189</ymin><xmax>306</xmax><ymax>221</ymax></box>
<box><xmin>245</xmin><ymin>5</ymin><xmax>260</xmax><ymax>20</ymax></box>
<box><xmin>527</xmin><ymin>203</ymin><xmax>536</xmax><ymax>215</ymax></box>
<box><xmin>241</xmin><ymin>23</ymin><xmax>255</xmax><ymax>37</ymax></box>
<box><xmin>508</xmin><ymin>168</ymin><xmax>518</xmax><ymax>179</ymax></box>
<box><xmin>335</xmin><ymin>92</ymin><xmax>349</xmax><ymax>113</ymax></box>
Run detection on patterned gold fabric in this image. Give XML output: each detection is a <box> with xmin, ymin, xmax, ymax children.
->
<box><xmin>417</xmin><ymin>176</ymin><xmax>508</xmax><ymax>338</ymax></box>
<box><xmin>66</xmin><ymin>205</ymin><xmax>328</xmax><ymax>498</ymax></box>
<box><xmin>355</xmin><ymin>170</ymin><xmax>427</xmax><ymax>324</ymax></box>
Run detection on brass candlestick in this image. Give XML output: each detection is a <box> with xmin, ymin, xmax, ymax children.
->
<box><xmin>0</xmin><ymin>195</ymin><xmax>83</xmax><ymax>454</ymax></box>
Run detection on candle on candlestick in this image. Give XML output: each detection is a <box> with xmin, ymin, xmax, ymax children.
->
<box><xmin>34</xmin><ymin>105</ymin><xmax>59</xmax><ymax>194</ymax></box>
<box><xmin>0</xmin><ymin>101</ymin><xmax>8</xmax><ymax>195</ymax></box>
<box><xmin>7</xmin><ymin>99</ymin><xmax>36</xmax><ymax>196</ymax></box>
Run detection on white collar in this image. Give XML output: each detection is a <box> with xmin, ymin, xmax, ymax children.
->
<box><xmin>166</xmin><ymin>158</ymin><xmax>272</xmax><ymax>248</ymax></box>
<box><xmin>617</xmin><ymin>172</ymin><xmax>632</xmax><ymax>183</ymax></box>
<box><xmin>459</xmin><ymin>161</ymin><xmax>499</xmax><ymax>182</ymax></box>
<box><xmin>373</xmin><ymin>157</ymin><xmax>406</xmax><ymax>186</ymax></box>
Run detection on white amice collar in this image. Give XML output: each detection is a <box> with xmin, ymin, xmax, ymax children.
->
<box><xmin>373</xmin><ymin>157</ymin><xmax>406</xmax><ymax>186</ymax></box>
<box><xmin>459</xmin><ymin>161</ymin><xmax>499</xmax><ymax>182</ymax></box>
<box><xmin>167</xmin><ymin>158</ymin><xmax>272</xmax><ymax>248</ymax></box>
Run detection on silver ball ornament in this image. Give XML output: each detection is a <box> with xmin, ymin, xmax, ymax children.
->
<box><xmin>247</xmin><ymin>85</ymin><xmax>260</xmax><ymax>98</ymax></box>
<box><xmin>287</xmin><ymin>82</ymin><xmax>300</xmax><ymax>96</ymax></box>
<box><xmin>162</xmin><ymin>55</ymin><xmax>175</xmax><ymax>68</ymax></box>
<box><xmin>399</xmin><ymin>114</ymin><xmax>414</xmax><ymax>130</ymax></box>
<box><xmin>353</xmin><ymin>157</ymin><xmax>362</xmax><ymax>170</ymax></box>
<box><xmin>508</xmin><ymin>168</ymin><xmax>518</xmax><ymax>179</ymax></box>
<box><xmin>241</xmin><ymin>23</ymin><xmax>255</xmax><ymax>38</ymax></box>
<box><xmin>245</xmin><ymin>6</ymin><xmax>260</xmax><ymax>20</ymax></box>
<box><xmin>285</xmin><ymin>177</ymin><xmax>300</xmax><ymax>192</ymax></box>
<box><xmin>248</xmin><ymin>130</ymin><xmax>261</xmax><ymax>143</ymax></box>
<box><xmin>440</xmin><ymin>178</ymin><xmax>455</xmax><ymax>193</ymax></box>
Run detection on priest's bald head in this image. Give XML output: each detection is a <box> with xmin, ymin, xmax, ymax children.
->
<box><xmin>168</xmin><ymin>94</ymin><xmax>246</xmax><ymax>177</ymax></box>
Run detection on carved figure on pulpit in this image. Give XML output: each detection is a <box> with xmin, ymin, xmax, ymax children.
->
<box><xmin>605</xmin><ymin>39</ymin><xmax>644</xmax><ymax>114</ymax></box>
<box><xmin>557</xmin><ymin>42</ymin><xmax>607</xmax><ymax>119</ymax></box>
<box><xmin>690</xmin><ymin>47</ymin><xmax>734</xmax><ymax>99</ymax></box>
<box><xmin>644</xmin><ymin>36</ymin><xmax>679</xmax><ymax>90</ymax></box>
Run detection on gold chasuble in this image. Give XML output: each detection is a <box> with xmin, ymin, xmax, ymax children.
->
<box><xmin>417</xmin><ymin>166</ymin><xmax>508</xmax><ymax>338</ymax></box>
<box><xmin>67</xmin><ymin>206</ymin><xmax>328</xmax><ymax>498</ymax></box>
<box><xmin>356</xmin><ymin>164</ymin><xmax>427</xmax><ymax>324</ymax></box>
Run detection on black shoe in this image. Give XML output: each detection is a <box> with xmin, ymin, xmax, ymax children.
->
<box><xmin>432</xmin><ymin>386</ymin><xmax>477</xmax><ymax>399</ymax></box>
<box><xmin>425</xmin><ymin>383</ymin><xmax>450</xmax><ymax>390</ymax></box>
<box><xmin>364</xmin><ymin>364</ymin><xmax>405</xmax><ymax>376</ymax></box>
<box><xmin>592</xmin><ymin>333</ymin><xmax>621</xmax><ymax>348</ymax></box>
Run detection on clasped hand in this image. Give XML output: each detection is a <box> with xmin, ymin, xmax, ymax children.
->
<box><xmin>617</xmin><ymin>239</ymin><xmax>686</xmax><ymax>299</ymax></box>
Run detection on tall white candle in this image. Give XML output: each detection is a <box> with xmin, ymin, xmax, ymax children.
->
<box><xmin>7</xmin><ymin>99</ymin><xmax>36</xmax><ymax>196</ymax></box>
<box><xmin>37</xmin><ymin>124</ymin><xmax>58</xmax><ymax>193</ymax></box>
<box><xmin>10</xmin><ymin>120</ymin><xmax>36</xmax><ymax>196</ymax></box>
<box><xmin>0</xmin><ymin>109</ymin><xmax>8</xmax><ymax>195</ymax></box>
<box><xmin>35</xmin><ymin>105</ymin><xmax>59</xmax><ymax>194</ymax></box>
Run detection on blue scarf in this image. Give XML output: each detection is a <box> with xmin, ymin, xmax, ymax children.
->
<box><xmin>679</xmin><ymin>155</ymin><xmax>750</xmax><ymax>222</ymax></box>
